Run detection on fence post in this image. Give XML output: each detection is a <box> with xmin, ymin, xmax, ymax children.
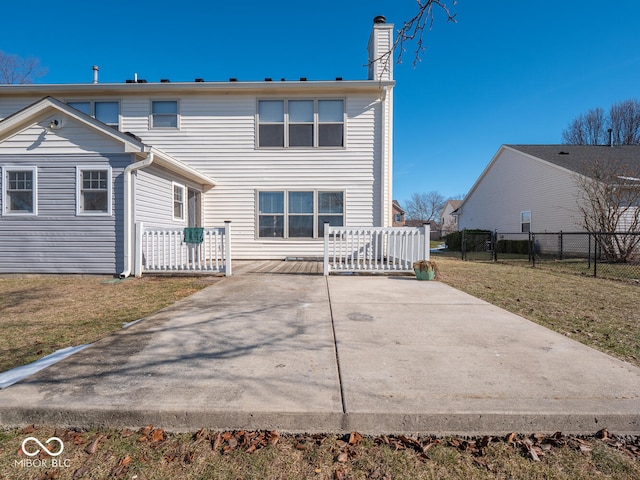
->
<box><xmin>461</xmin><ymin>229</ymin><xmax>466</xmax><ymax>261</ymax></box>
<box><xmin>493</xmin><ymin>230</ymin><xmax>498</xmax><ymax>262</ymax></box>
<box><xmin>134</xmin><ymin>222</ymin><xmax>144</xmax><ymax>277</ymax></box>
<box><xmin>422</xmin><ymin>223</ymin><xmax>430</xmax><ymax>261</ymax></box>
<box><xmin>587</xmin><ymin>233</ymin><xmax>591</xmax><ymax>269</ymax></box>
<box><xmin>559</xmin><ymin>231</ymin><xmax>564</xmax><ymax>261</ymax></box>
<box><xmin>531</xmin><ymin>232</ymin><xmax>536</xmax><ymax>268</ymax></box>
<box><xmin>323</xmin><ymin>222</ymin><xmax>330</xmax><ymax>276</ymax></box>
<box><xmin>224</xmin><ymin>221</ymin><xmax>232</xmax><ymax>276</ymax></box>
<box><xmin>594</xmin><ymin>233</ymin><xmax>599</xmax><ymax>278</ymax></box>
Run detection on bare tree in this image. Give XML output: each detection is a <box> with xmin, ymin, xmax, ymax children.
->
<box><xmin>0</xmin><ymin>51</ymin><xmax>46</xmax><ymax>84</ymax></box>
<box><xmin>562</xmin><ymin>107</ymin><xmax>606</xmax><ymax>145</ymax></box>
<box><xmin>563</xmin><ymin>99</ymin><xmax>640</xmax><ymax>146</ymax></box>
<box><xmin>404</xmin><ymin>191</ymin><xmax>446</xmax><ymax>223</ymax></box>
<box><xmin>575</xmin><ymin>158</ymin><xmax>640</xmax><ymax>262</ymax></box>
<box><xmin>609</xmin><ymin>99</ymin><xmax>640</xmax><ymax>146</ymax></box>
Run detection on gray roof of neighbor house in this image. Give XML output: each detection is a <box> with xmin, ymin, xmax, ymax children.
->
<box><xmin>506</xmin><ymin>145</ymin><xmax>640</xmax><ymax>177</ymax></box>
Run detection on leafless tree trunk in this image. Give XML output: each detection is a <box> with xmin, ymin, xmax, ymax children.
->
<box><xmin>0</xmin><ymin>51</ymin><xmax>46</xmax><ymax>84</ymax></box>
<box><xmin>575</xmin><ymin>158</ymin><xmax>640</xmax><ymax>262</ymax></box>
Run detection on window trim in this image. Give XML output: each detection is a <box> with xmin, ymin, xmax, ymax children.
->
<box><xmin>2</xmin><ymin>166</ymin><xmax>38</xmax><ymax>216</ymax></box>
<box><xmin>256</xmin><ymin>98</ymin><xmax>345</xmax><ymax>149</ymax></box>
<box><xmin>256</xmin><ymin>189</ymin><xmax>345</xmax><ymax>239</ymax></box>
<box><xmin>521</xmin><ymin>210</ymin><xmax>532</xmax><ymax>233</ymax></box>
<box><xmin>151</xmin><ymin>99</ymin><xmax>180</xmax><ymax>130</ymax></box>
<box><xmin>66</xmin><ymin>100</ymin><xmax>120</xmax><ymax>129</ymax></box>
<box><xmin>173</xmin><ymin>182</ymin><xmax>186</xmax><ymax>222</ymax></box>
<box><xmin>76</xmin><ymin>167</ymin><xmax>112</xmax><ymax>216</ymax></box>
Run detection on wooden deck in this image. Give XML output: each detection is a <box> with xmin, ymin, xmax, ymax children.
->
<box><xmin>234</xmin><ymin>260</ymin><xmax>324</xmax><ymax>275</ymax></box>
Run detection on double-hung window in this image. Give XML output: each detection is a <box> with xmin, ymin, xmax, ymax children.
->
<box><xmin>151</xmin><ymin>100</ymin><xmax>179</xmax><ymax>128</ymax></box>
<box><xmin>521</xmin><ymin>211</ymin><xmax>531</xmax><ymax>233</ymax></box>
<box><xmin>77</xmin><ymin>168</ymin><xmax>111</xmax><ymax>215</ymax></box>
<box><xmin>258</xmin><ymin>99</ymin><xmax>344</xmax><ymax>148</ymax></box>
<box><xmin>173</xmin><ymin>183</ymin><xmax>186</xmax><ymax>221</ymax></box>
<box><xmin>67</xmin><ymin>101</ymin><xmax>119</xmax><ymax>129</ymax></box>
<box><xmin>258</xmin><ymin>190</ymin><xmax>344</xmax><ymax>238</ymax></box>
<box><xmin>3</xmin><ymin>167</ymin><xmax>37</xmax><ymax>215</ymax></box>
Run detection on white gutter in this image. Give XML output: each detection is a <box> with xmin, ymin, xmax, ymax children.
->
<box><xmin>119</xmin><ymin>151</ymin><xmax>154</xmax><ymax>278</ymax></box>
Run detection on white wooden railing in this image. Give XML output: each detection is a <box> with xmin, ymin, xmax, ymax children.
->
<box><xmin>134</xmin><ymin>221</ymin><xmax>231</xmax><ymax>276</ymax></box>
<box><xmin>323</xmin><ymin>224</ymin><xmax>430</xmax><ymax>275</ymax></box>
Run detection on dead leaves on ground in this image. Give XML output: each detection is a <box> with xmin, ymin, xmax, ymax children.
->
<box><xmin>12</xmin><ymin>425</ymin><xmax>640</xmax><ymax>480</ymax></box>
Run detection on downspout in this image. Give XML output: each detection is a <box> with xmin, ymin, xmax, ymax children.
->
<box><xmin>119</xmin><ymin>151</ymin><xmax>154</xmax><ymax>278</ymax></box>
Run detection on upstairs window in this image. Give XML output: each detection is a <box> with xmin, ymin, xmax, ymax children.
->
<box><xmin>521</xmin><ymin>211</ymin><xmax>531</xmax><ymax>233</ymax></box>
<box><xmin>3</xmin><ymin>167</ymin><xmax>37</xmax><ymax>215</ymax></box>
<box><xmin>77</xmin><ymin>168</ymin><xmax>111</xmax><ymax>215</ymax></box>
<box><xmin>258</xmin><ymin>99</ymin><xmax>344</xmax><ymax>148</ymax></box>
<box><xmin>151</xmin><ymin>100</ymin><xmax>178</xmax><ymax>128</ymax></box>
<box><xmin>67</xmin><ymin>101</ymin><xmax>119</xmax><ymax>129</ymax></box>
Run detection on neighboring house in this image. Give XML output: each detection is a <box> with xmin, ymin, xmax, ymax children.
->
<box><xmin>0</xmin><ymin>17</ymin><xmax>395</xmax><ymax>274</ymax></box>
<box><xmin>456</xmin><ymin>144</ymin><xmax>640</xmax><ymax>233</ymax></box>
<box><xmin>440</xmin><ymin>199</ymin><xmax>461</xmax><ymax>235</ymax></box>
<box><xmin>392</xmin><ymin>200</ymin><xmax>405</xmax><ymax>226</ymax></box>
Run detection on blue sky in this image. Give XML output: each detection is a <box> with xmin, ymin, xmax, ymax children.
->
<box><xmin>3</xmin><ymin>1</ymin><xmax>640</xmax><ymax>206</ymax></box>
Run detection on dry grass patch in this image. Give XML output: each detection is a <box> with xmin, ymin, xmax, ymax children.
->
<box><xmin>434</xmin><ymin>257</ymin><xmax>640</xmax><ymax>367</ymax></box>
<box><xmin>1</xmin><ymin>427</ymin><xmax>638</xmax><ymax>479</ymax></box>
<box><xmin>0</xmin><ymin>275</ymin><xmax>213</xmax><ymax>372</ymax></box>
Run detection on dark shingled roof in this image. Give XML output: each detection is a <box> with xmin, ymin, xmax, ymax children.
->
<box><xmin>506</xmin><ymin>145</ymin><xmax>640</xmax><ymax>177</ymax></box>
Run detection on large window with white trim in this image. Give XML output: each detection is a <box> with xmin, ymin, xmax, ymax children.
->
<box><xmin>258</xmin><ymin>190</ymin><xmax>344</xmax><ymax>238</ymax></box>
<box><xmin>3</xmin><ymin>167</ymin><xmax>37</xmax><ymax>215</ymax></box>
<box><xmin>77</xmin><ymin>168</ymin><xmax>111</xmax><ymax>215</ymax></box>
<box><xmin>257</xmin><ymin>99</ymin><xmax>344</xmax><ymax>148</ymax></box>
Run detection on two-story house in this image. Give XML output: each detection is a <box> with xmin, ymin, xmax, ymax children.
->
<box><xmin>0</xmin><ymin>17</ymin><xmax>395</xmax><ymax>275</ymax></box>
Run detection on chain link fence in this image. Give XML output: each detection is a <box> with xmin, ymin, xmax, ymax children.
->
<box><xmin>441</xmin><ymin>229</ymin><xmax>640</xmax><ymax>283</ymax></box>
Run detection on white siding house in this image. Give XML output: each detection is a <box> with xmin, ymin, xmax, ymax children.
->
<box><xmin>0</xmin><ymin>18</ymin><xmax>395</xmax><ymax>273</ymax></box>
<box><xmin>456</xmin><ymin>144</ymin><xmax>640</xmax><ymax>233</ymax></box>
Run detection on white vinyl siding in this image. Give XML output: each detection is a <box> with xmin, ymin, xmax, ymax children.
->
<box><xmin>458</xmin><ymin>147</ymin><xmax>584</xmax><ymax>232</ymax></box>
<box><xmin>0</xmin><ymin>90</ymin><xmax>388</xmax><ymax>260</ymax></box>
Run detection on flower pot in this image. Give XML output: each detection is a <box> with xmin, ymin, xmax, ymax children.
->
<box><xmin>415</xmin><ymin>268</ymin><xmax>435</xmax><ymax>281</ymax></box>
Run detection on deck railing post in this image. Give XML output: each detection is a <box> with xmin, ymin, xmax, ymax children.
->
<box><xmin>422</xmin><ymin>222</ymin><xmax>430</xmax><ymax>261</ymax></box>
<box><xmin>224</xmin><ymin>221</ymin><xmax>232</xmax><ymax>276</ymax></box>
<box><xmin>134</xmin><ymin>222</ymin><xmax>144</xmax><ymax>277</ymax></box>
<box><xmin>323</xmin><ymin>222</ymin><xmax>330</xmax><ymax>276</ymax></box>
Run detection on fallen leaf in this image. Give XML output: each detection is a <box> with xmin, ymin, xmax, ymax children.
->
<box><xmin>84</xmin><ymin>435</ymin><xmax>103</xmax><ymax>455</ymax></box>
<box><xmin>120</xmin><ymin>429</ymin><xmax>134</xmax><ymax>438</ymax></box>
<box><xmin>348</xmin><ymin>431</ymin><xmax>363</xmax><ymax>446</ymax></box>
<box><xmin>337</xmin><ymin>452</ymin><xmax>349</xmax><ymax>463</ymax></box>
<box><xmin>150</xmin><ymin>429</ymin><xmax>165</xmax><ymax>443</ymax></box>
<box><xmin>22</xmin><ymin>424</ymin><xmax>36</xmax><ymax>434</ymax></box>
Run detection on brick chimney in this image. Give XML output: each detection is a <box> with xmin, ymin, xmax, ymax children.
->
<box><xmin>368</xmin><ymin>15</ymin><xmax>394</xmax><ymax>81</ymax></box>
